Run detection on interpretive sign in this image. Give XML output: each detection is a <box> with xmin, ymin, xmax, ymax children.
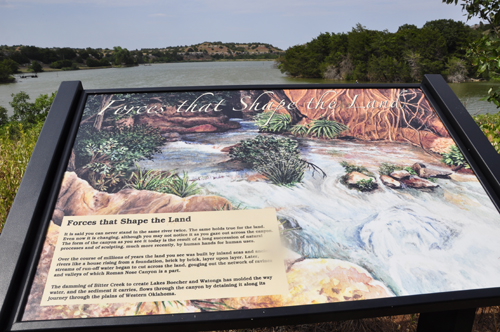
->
<box><xmin>1</xmin><ymin>75</ymin><xmax>500</xmax><ymax>331</ymax></box>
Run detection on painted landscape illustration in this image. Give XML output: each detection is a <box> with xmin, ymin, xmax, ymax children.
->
<box><xmin>24</xmin><ymin>87</ymin><xmax>500</xmax><ymax>320</ymax></box>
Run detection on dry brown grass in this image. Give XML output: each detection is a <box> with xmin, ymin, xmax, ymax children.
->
<box><xmin>217</xmin><ymin>306</ymin><xmax>500</xmax><ymax>332</ymax></box>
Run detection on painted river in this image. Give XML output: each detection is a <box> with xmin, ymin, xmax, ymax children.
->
<box><xmin>138</xmin><ymin>119</ymin><xmax>500</xmax><ymax>297</ymax></box>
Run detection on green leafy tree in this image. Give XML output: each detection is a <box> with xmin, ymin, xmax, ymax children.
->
<box><xmin>9</xmin><ymin>91</ymin><xmax>56</xmax><ymax>123</ymax></box>
<box><xmin>0</xmin><ymin>106</ymin><xmax>8</xmax><ymax>126</ymax></box>
<box><xmin>9</xmin><ymin>52</ymin><xmax>29</xmax><ymax>65</ymax></box>
<box><xmin>29</xmin><ymin>61</ymin><xmax>43</xmax><ymax>73</ymax></box>
<box><xmin>0</xmin><ymin>59</ymin><xmax>18</xmax><ymax>83</ymax></box>
<box><xmin>1</xmin><ymin>59</ymin><xmax>19</xmax><ymax>74</ymax></box>
<box><xmin>112</xmin><ymin>46</ymin><xmax>135</xmax><ymax>66</ymax></box>
<box><xmin>444</xmin><ymin>0</ymin><xmax>500</xmax><ymax>106</ymax></box>
<box><xmin>278</xmin><ymin>19</ymin><xmax>473</xmax><ymax>82</ymax></box>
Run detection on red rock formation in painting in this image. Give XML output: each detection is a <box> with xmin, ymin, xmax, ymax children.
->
<box><xmin>264</xmin><ymin>88</ymin><xmax>452</xmax><ymax>151</ymax></box>
<box><xmin>51</xmin><ymin>172</ymin><xmax>232</xmax><ymax>226</ymax></box>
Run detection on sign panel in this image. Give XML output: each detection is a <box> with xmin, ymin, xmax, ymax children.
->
<box><xmin>1</xmin><ymin>76</ymin><xmax>500</xmax><ymax>331</ymax></box>
<box><xmin>20</xmin><ymin>85</ymin><xmax>500</xmax><ymax>322</ymax></box>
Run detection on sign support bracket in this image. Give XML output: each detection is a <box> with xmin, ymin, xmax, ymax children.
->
<box><xmin>416</xmin><ymin>308</ymin><xmax>477</xmax><ymax>332</ymax></box>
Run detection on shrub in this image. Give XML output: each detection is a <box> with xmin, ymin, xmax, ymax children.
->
<box><xmin>254</xmin><ymin>112</ymin><xmax>291</xmax><ymax>133</ymax></box>
<box><xmin>229</xmin><ymin>135</ymin><xmax>300</xmax><ymax>167</ymax></box>
<box><xmin>340</xmin><ymin>161</ymin><xmax>374</xmax><ymax>177</ymax></box>
<box><xmin>404</xmin><ymin>166</ymin><xmax>417</xmax><ymax>175</ymax></box>
<box><xmin>378</xmin><ymin>162</ymin><xmax>403</xmax><ymax>176</ymax></box>
<box><xmin>307</xmin><ymin>119</ymin><xmax>349</xmax><ymax>138</ymax></box>
<box><xmin>340</xmin><ymin>161</ymin><xmax>377</xmax><ymax>191</ymax></box>
<box><xmin>49</xmin><ymin>59</ymin><xmax>73</xmax><ymax>69</ymax></box>
<box><xmin>73</xmin><ymin>124</ymin><xmax>166</xmax><ymax>192</ymax></box>
<box><xmin>290</xmin><ymin>124</ymin><xmax>309</xmax><ymax>136</ymax></box>
<box><xmin>127</xmin><ymin>167</ymin><xmax>175</xmax><ymax>191</ymax></box>
<box><xmin>0</xmin><ymin>106</ymin><xmax>8</xmax><ymax>126</ymax></box>
<box><xmin>163</xmin><ymin>171</ymin><xmax>201</xmax><ymax>197</ymax></box>
<box><xmin>9</xmin><ymin>91</ymin><xmax>56</xmax><ymax>124</ymax></box>
<box><xmin>0</xmin><ymin>121</ymin><xmax>43</xmax><ymax>231</ymax></box>
<box><xmin>355</xmin><ymin>178</ymin><xmax>377</xmax><ymax>192</ymax></box>
<box><xmin>474</xmin><ymin>112</ymin><xmax>500</xmax><ymax>154</ymax></box>
<box><xmin>127</xmin><ymin>167</ymin><xmax>200</xmax><ymax>197</ymax></box>
<box><xmin>254</xmin><ymin>151</ymin><xmax>307</xmax><ymax>186</ymax></box>
<box><xmin>441</xmin><ymin>145</ymin><xmax>470</xmax><ymax>169</ymax></box>
<box><xmin>230</xmin><ymin>135</ymin><xmax>308</xmax><ymax>186</ymax></box>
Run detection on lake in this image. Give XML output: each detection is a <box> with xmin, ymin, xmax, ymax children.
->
<box><xmin>1</xmin><ymin>61</ymin><xmax>499</xmax><ymax>115</ymax></box>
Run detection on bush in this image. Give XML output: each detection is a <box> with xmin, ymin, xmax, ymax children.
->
<box><xmin>9</xmin><ymin>91</ymin><xmax>56</xmax><ymax>124</ymax></box>
<box><xmin>49</xmin><ymin>59</ymin><xmax>73</xmax><ymax>69</ymax></box>
<box><xmin>254</xmin><ymin>112</ymin><xmax>292</xmax><ymax>133</ymax></box>
<box><xmin>29</xmin><ymin>61</ymin><xmax>43</xmax><ymax>73</ymax></box>
<box><xmin>441</xmin><ymin>145</ymin><xmax>470</xmax><ymax>169</ymax></box>
<box><xmin>355</xmin><ymin>178</ymin><xmax>377</xmax><ymax>192</ymax></box>
<box><xmin>255</xmin><ymin>154</ymin><xmax>306</xmax><ymax>186</ymax></box>
<box><xmin>0</xmin><ymin>121</ymin><xmax>43</xmax><ymax>231</ymax></box>
<box><xmin>127</xmin><ymin>168</ymin><xmax>200</xmax><ymax>197</ymax></box>
<box><xmin>127</xmin><ymin>167</ymin><xmax>175</xmax><ymax>191</ymax></box>
<box><xmin>73</xmin><ymin>124</ymin><xmax>167</xmax><ymax>192</ymax></box>
<box><xmin>307</xmin><ymin>119</ymin><xmax>349</xmax><ymax>138</ymax></box>
<box><xmin>340</xmin><ymin>161</ymin><xmax>374</xmax><ymax>177</ymax></box>
<box><xmin>290</xmin><ymin>124</ymin><xmax>309</xmax><ymax>136</ymax></box>
<box><xmin>378</xmin><ymin>162</ymin><xmax>402</xmax><ymax>176</ymax></box>
<box><xmin>0</xmin><ymin>106</ymin><xmax>8</xmax><ymax>126</ymax></box>
<box><xmin>474</xmin><ymin>112</ymin><xmax>500</xmax><ymax>154</ymax></box>
<box><xmin>230</xmin><ymin>135</ymin><xmax>308</xmax><ymax>186</ymax></box>
<box><xmin>230</xmin><ymin>135</ymin><xmax>300</xmax><ymax>167</ymax></box>
<box><xmin>163</xmin><ymin>171</ymin><xmax>201</xmax><ymax>197</ymax></box>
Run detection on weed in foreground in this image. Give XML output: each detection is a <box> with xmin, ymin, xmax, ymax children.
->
<box><xmin>0</xmin><ymin>122</ymin><xmax>42</xmax><ymax>230</ymax></box>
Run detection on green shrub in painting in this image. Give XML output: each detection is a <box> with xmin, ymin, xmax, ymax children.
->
<box><xmin>73</xmin><ymin>124</ymin><xmax>166</xmax><ymax>192</ymax></box>
<box><xmin>229</xmin><ymin>135</ymin><xmax>301</xmax><ymax>167</ymax></box>
<box><xmin>230</xmin><ymin>135</ymin><xmax>307</xmax><ymax>186</ymax></box>
<box><xmin>164</xmin><ymin>171</ymin><xmax>201</xmax><ymax>197</ymax></box>
<box><xmin>307</xmin><ymin>119</ymin><xmax>349</xmax><ymax>138</ymax></box>
<box><xmin>127</xmin><ymin>167</ymin><xmax>201</xmax><ymax>197</ymax></box>
<box><xmin>254</xmin><ymin>112</ymin><xmax>292</xmax><ymax>133</ymax></box>
<box><xmin>441</xmin><ymin>145</ymin><xmax>470</xmax><ymax>169</ymax></box>
<box><xmin>355</xmin><ymin>178</ymin><xmax>377</xmax><ymax>192</ymax></box>
<box><xmin>378</xmin><ymin>162</ymin><xmax>403</xmax><ymax>176</ymax></box>
<box><xmin>404</xmin><ymin>166</ymin><xmax>417</xmax><ymax>175</ymax></box>
<box><xmin>340</xmin><ymin>161</ymin><xmax>377</xmax><ymax>192</ymax></box>
<box><xmin>290</xmin><ymin>124</ymin><xmax>309</xmax><ymax>137</ymax></box>
<box><xmin>255</xmin><ymin>152</ymin><xmax>307</xmax><ymax>186</ymax></box>
<box><xmin>127</xmin><ymin>167</ymin><xmax>175</xmax><ymax>191</ymax></box>
<box><xmin>340</xmin><ymin>161</ymin><xmax>374</xmax><ymax>177</ymax></box>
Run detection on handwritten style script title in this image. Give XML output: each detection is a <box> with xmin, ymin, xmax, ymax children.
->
<box><xmin>96</xmin><ymin>90</ymin><xmax>407</xmax><ymax>116</ymax></box>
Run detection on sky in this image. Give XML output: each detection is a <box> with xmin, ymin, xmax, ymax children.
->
<box><xmin>0</xmin><ymin>0</ymin><xmax>481</xmax><ymax>51</ymax></box>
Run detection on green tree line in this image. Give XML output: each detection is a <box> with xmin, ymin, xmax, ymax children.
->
<box><xmin>0</xmin><ymin>45</ymin><xmax>143</xmax><ymax>81</ymax></box>
<box><xmin>277</xmin><ymin>19</ymin><xmax>484</xmax><ymax>82</ymax></box>
<box><xmin>0</xmin><ymin>42</ymin><xmax>282</xmax><ymax>83</ymax></box>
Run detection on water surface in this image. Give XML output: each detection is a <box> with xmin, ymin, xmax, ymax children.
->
<box><xmin>1</xmin><ymin>61</ymin><xmax>499</xmax><ymax>115</ymax></box>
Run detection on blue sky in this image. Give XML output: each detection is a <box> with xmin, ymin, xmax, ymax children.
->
<box><xmin>0</xmin><ymin>0</ymin><xmax>480</xmax><ymax>50</ymax></box>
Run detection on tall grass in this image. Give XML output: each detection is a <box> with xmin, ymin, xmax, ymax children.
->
<box><xmin>0</xmin><ymin>122</ymin><xmax>43</xmax><ymax>231</ymax></box>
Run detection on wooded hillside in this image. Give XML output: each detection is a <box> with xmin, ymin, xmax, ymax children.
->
<box><xmin>277</xmin><ymin>20</ymin><xmax>485</xmax><ymax>82</ymax></box>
